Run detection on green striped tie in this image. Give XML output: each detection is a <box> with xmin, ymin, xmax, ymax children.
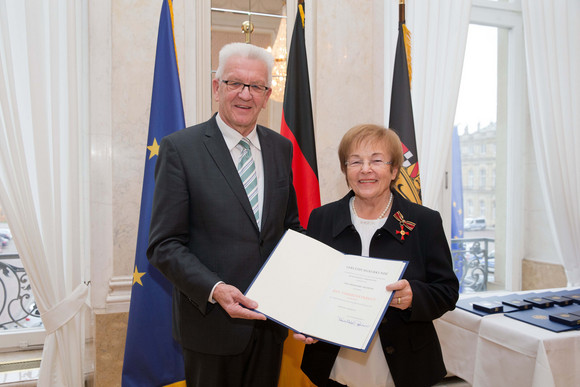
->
<box><xmin>237</xmin><ymin>138</ymin><xmax>259</xmax><ymax>224</ymax></box>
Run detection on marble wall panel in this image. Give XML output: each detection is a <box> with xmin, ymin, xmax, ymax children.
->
<box><xmin>313</xmin><ymin>0</ymin><xmax>385</xmax><ymax>205</ymax></box>
<box><xmin>522</xmin><ymin>259</ymin><xmax>567</xmax><ymax>290</ymax></box>
<box><xmin>111</xmin><ymin>1</ymin><xmax>159</xmax><ymax>277</ymax></box>
<box><xmin>94</xmin><ymin>312</ymin><xmax>128</xmax><ymax>387</ymax></box>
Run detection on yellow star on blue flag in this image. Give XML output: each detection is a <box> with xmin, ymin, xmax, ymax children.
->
<box><xmin>123</xmin><ymin>1</ymin><xmax>186</xmax><ymax>385</ymax></box>
<box><xmin>132</xmin><ymin>265</ymin><xmax>146</xmax><ymax>286</ymax></box>
<box><xmin>147</xmin><ymin>138</ymin><xmax>160</xmax><ymax>159</ymax></box>
<box><xmin>451</xmin><ymin>126</ymin><xmax>465</xmax><ymax>291</ymax></box>
<box><xmin>453</xmin><ymin>201</ymin><xmax>463</xmax><ymax>216</ymax></box>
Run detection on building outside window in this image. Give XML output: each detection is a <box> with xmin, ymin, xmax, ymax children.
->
<box><xmin>451</xmin><ymin>0</ymin><xmax>527</xmax><ymax>293</ymax></box>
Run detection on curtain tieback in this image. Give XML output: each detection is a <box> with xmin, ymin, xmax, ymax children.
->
<box><xmin>42</xmin><ymin>282</ymin><xmax>89</xmax><ymax>335</ymax></box>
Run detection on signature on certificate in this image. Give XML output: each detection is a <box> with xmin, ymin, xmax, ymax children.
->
<box><xmin>338</xmin><ymin>316</ymin><xmax>370</xmax><ymax>328</ymax></box>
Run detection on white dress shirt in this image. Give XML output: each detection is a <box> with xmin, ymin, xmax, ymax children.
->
<box><xmin>209</xmin><ymin>113</ymin><xmax>266</xmax><ymax>303</ymax></box>
<box><xmin>216</xmin><ymin>113</ymin><xmax>264</xmax><ymax>229</ymax></box>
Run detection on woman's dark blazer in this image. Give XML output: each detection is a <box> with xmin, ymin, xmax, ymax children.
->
<box><xmin>301</xmin><ymin>190</ymin><xmax>459</xmax><ymax>387</ymax></box>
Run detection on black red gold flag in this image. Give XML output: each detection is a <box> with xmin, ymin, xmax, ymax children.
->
<box><xmin>389</xmin><ymin>18</ymin><xmax>422</xmax><ymax>204</ymax></box>
<box><xmin>280</xmin><ymin>0</ymin><xmax>321</xmax><ymax>228</ymax></box>
<box><xmin>278</xmin><ymin>2</ymin><xmax>319</xmax><ymax>386</ymax></box>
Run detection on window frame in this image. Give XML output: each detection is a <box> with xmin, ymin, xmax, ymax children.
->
<box><xmin>456</xmin><ymin>0</ymin><xmax>527</xmax><ymax>291</ymax></box>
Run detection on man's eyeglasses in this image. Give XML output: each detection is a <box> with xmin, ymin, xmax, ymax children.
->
<box><xmin>221</xmin><ymin>80</ymin><xmax>270</xmax><ymax>95</ymax></box>
<box><xmin>345</xmin><ymin>159</ymin><xmax>393</xmax><ymax>169</ymax></box>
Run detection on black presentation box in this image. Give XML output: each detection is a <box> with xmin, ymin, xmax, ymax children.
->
<box><xmin>502</xmin><ymin>299</ymin><xmax>533</xmax><ymax>310</ymax></box>
<box><xmin>524</xmin><ymin>297</ymin><xmax>555</xmax><ymax>308</ymax></box>
<box><xmin>473</xmin><ymin>301</ymin><xmax>504</xmax><ymax>314</ymax></box>
<box><xmin>548</xmin><ymin>312</ymin><xmax>580</xmax><ymax>326</ymax></box>
<box><xmin>562</xmin><ymin>294</ymin><xmax>580</xmax><ymax>304</ymax></box>
<box><xmin>543</xmin><ymin>295</ymin><xmax>573</xmax><ymax>306</ymax></box>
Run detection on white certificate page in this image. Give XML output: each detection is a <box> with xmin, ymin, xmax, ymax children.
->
<box><xmin>245</xmin><ymin>229</ymin><xmax>408</xmax><ymax>352</ymax></box>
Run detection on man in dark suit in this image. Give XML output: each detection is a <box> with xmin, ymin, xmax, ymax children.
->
<box><xmin>147</xmin><ymin>42</ymin><xmax>303</xmax><ymax>387</ymax></box>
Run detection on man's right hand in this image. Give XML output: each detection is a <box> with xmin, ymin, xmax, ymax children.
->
<box><xmin>212</xmin><ymin>283</ymin><xmax>267</xmax><ymax>320</ymax></box>
<box><xmin>292</xmin><ymin>332</ymin><xmax>318</xmax><ymax>344</ymax></box>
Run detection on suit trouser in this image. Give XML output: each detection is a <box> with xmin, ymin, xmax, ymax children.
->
<box><xmin>182</xmin><ymin>320</ymin><xmax>284</xmax><ymax>387</ymax></box>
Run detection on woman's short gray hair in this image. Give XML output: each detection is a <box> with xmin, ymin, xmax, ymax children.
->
<box><xmin>215</xmin><ymin>43</ymin><xmax>274</xmax><ymax>86</ymax></box>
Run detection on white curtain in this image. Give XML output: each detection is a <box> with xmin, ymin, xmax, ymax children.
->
<box><xmin>385</xmin><ymin>0</ymin><xmax>472</xmax><ymax>210</ymax></box>
<box><xmin>0</xmin><ymin>1</ymin><xmax>89</xmax><ymax>386</ymax></box>
<box><xmin>522</xmin><ymin>0</ymin><xmax>580</xmax><ymax>286</ymax></box>
<box><xmin>407</xmin><ymin>0</ymin><xmax>472</xmax><ymax>209</ymax></box>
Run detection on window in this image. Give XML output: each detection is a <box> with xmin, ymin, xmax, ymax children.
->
<box><xmin>451</xmin><ymin>0</ymin><xmax>527</xmax><ymax>293</ymax></box>
<box><xmin>0</xmin><ymin>204</ymin><xmax>44</xmax><ymax>352</ymax></box>
<box><xmin>467</xmin><ymin>169</ymin><xmax>474</xmax><ymax>189</ymax></box>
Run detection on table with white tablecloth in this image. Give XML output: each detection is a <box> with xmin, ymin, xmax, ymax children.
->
<box><xmin>434</xmin><ymin>292</ymin><xmax>580</xmax><ymax>387</ymax></box>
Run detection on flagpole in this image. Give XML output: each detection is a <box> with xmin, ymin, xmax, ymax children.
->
<box><xmin>390</xmin><ymin>0</ymin><xmax>422</xmax><ymax>204</ymax></box>
<box><xmin>399</xmin><ymin>0</ymin><xmax>405</xmax><ymax>23</ymax></box>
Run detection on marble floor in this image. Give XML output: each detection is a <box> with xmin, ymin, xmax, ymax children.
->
<box><xmin>0</xmin><ymin>350</ymin><xmax>40</xmax><ymax>387</ymax></box>
<box><xmin>0</xmin><ymin>348</ymin><xmax>94</xmax><ymax>387</ymax></box>
<box><xmin>435</xmin><ymin>376</ymin><xmax>471</xmax><ymax>386</ymax></box>
<box><xmin>0</xmin><ymin>347</ymin><xmax>469</xmax><ymax>387</ymax></box>
<box><xmin>0</xmin><ymin>371</ymin><xmax>469</xmax><ymax>387</ymax></box>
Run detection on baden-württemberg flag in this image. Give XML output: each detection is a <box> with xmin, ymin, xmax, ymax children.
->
<box><xmin>122</xmin><ymin>1</ymin><xmax>185</xmax><ymax>386</ymax></box>
<box><xmin>389</xmin><ymin>15</ymin><xmax>422</xmax><ymax>205</ymax></box>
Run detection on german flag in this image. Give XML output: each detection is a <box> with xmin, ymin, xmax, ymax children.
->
<box><xmin>389</xmin><ymin>2</ymin><xmax>422</xmax><ymax>204</ymax></box>
<box><xmin>280</xmin><ymin>0</ymin><xmax>321</xmax><ymax>228</ymax></box>
<box><xmin>278</xmin><ymin>2</ymin><xmax>319</xmax><ymax>386</ymax></box>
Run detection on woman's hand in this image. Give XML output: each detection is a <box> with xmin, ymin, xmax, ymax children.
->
<box><xmin>387</xmin><ymin>279</ymin><xmax>413</xmax><ymax>310</ymax></box>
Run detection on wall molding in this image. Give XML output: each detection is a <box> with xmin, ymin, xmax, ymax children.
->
<box><xmin>104</xmin><ymin>275</ymin><xmax>132</xmax><ymax>313</ymax></box>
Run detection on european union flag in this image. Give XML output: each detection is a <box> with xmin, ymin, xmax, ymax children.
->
<box><xmin>451</xmin><ymin>125</ymin><xmax>465</xmax><ymax>292</ymax></box>
<box><xmin>122</xmin><ymin>1</ymin><xmax>185</xmax><ymax>385</ymax></box>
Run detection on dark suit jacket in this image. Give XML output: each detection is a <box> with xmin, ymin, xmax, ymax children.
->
<box><xmin>301</xmin><ymin>190</ymin><xmax>459</xmax><ymax>387</ymax></box>
<box><xmin>147</xmin><ymin>115</ymin><xmax>302</xmax><ymax>355</ymax></box>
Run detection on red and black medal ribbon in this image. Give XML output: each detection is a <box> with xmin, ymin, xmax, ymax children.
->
<box><xmin>394</xmin><ymin>211</ymin><xmax>416</xmax><ymax>240</ymax></box>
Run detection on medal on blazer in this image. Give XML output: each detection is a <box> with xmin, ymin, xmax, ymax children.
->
<box><xmin>394</xmin><ymin>211</ymin><xmax>416</xmax><ymax>240</ymax></box>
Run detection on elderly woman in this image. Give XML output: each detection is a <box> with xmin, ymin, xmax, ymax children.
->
<box><xmin>298</xmin><ymin>124</ymin><xmax>459</xmax><ymax>387</ymax></box>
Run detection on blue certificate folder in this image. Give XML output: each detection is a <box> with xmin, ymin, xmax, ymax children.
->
<box><xmin>457</xmin><ymin>296</ymin><xmax>520</xmax><ymax>316</ymax></box>
<box><xmin>245</xmin><ymin>229</ymin><xmax>408</xmax><ymax>352</ymax></box>
<box><xmin>505</xmin><ymin>305</ymin><xmax>580</xmax><ymax>332</ymax></box>
<box><xmin>457</xmin><ymin>288</ymin><xmax>580</xmax><ymax>332</ymax></box>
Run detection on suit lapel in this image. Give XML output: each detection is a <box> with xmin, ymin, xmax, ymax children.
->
<box><xmin>257</xmin><ymin>126</ymin><xmax>273</xmax><ymax>230</ymax></box>
<box><xmin>202</xmin><ymin>117</ymin><xmax>259</xmax><ymax>229</ymax></box>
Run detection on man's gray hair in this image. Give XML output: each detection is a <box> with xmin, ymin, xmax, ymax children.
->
<box><xmin>215</xmin><ymin>42</ymin><xmax>274</xmax><ymax>86</ymax></box>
